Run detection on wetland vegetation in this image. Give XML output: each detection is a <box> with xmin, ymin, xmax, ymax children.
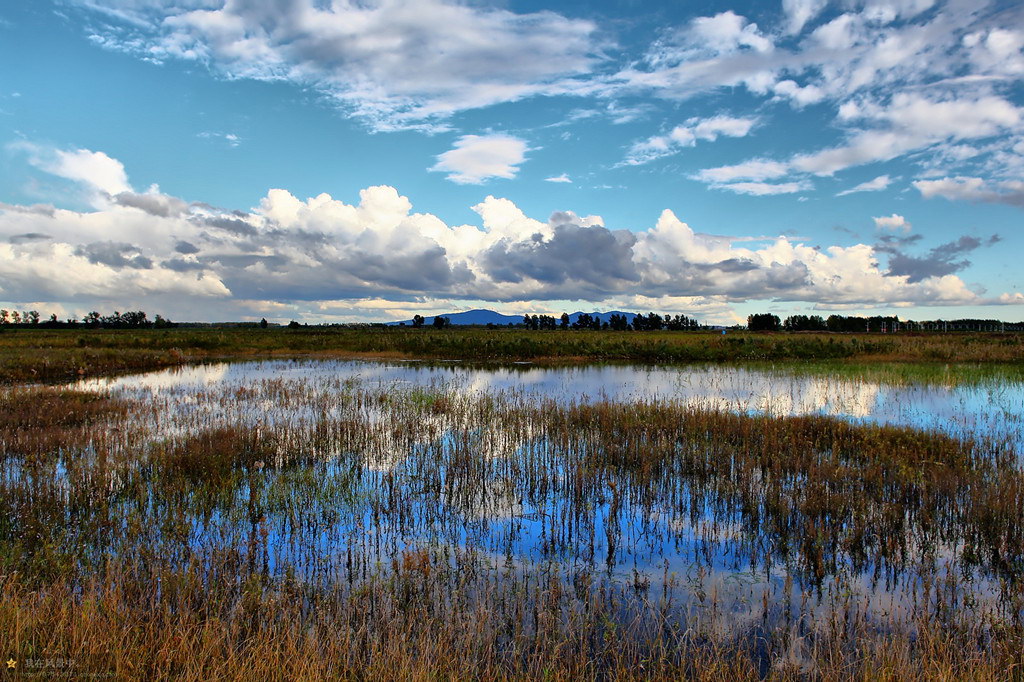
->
<box><xmin>2</xmin><ymin>326</ymin><xmax>1024</xmax><ymax>384</ymax></box>
<box><xmin>2</xmin><ymin>359</ymin><xmax>1023</xmax><ymax>679</ymax></box>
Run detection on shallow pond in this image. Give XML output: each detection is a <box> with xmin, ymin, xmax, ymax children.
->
<box><xmin>5</xmin><ymin>357</ymin><xmax>1020</xmax><ymax>657</ymax></box>
<box><xmin>78</xmin><ymin>358</ymin><xmax>1024</xmax><ymax>441</ymax></box>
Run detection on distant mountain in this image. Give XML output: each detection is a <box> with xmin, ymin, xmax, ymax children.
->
<box><xmin>387</xmin><ymin>309</ymin><xmax>640</xmax><ymax>326</ymax></box>
<box><xmin>388</xmin><ymin>309</ymin><xmax>524</xmax><ymax>326</ymax></box>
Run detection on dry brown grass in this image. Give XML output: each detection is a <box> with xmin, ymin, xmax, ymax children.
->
<box><xmin>2</xmin><ymin>327</ymin><xmax>1023</xmax><ymax>383</ymax></box>
<box><xmin>2</xmin><ymin>379</ymin><xmax>1023</xmax><ymax>680</ymax></box>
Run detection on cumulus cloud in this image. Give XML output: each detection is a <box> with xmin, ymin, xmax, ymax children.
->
<box><xmin>0</xmin><ymin>146</ymin><xmax>1013</xmax><ymax>321</ymax></box>
<box><xmin>113</xmin><ymin>189</ymin><xmax>190</xmax><ymax>217</ymax></box>
<box><xmin>771</xmin><ymin>79</ymin><xmax>826</xmax><ymax>107</ymax></box>
<box><xmin>688</xmin><ymin>11</ymin><xmax>774</xmax><ymax>55</ymax></box>
<box><xmin>17</xmin><ymin>143</ymin><xmax>132</xmax><ymax>200</ymax></box>
<box><xmin>430</xmin><ymin>134</ymin><xmax>530</xmax><ymax>184</ymax></box>
<box><xmin>873</xmin><ymin>213</ymin><xmax>910</xmax><ymax>231</ymax></box>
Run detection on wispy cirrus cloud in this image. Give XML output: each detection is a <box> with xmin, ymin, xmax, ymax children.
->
<box><xmin>914</xmin><ymin>176</ymin><xmax>1024</xmax><ymax>207</ymax></box>
<box><xmin>621</xmin><ymin>114</ymin><xmax>758</xmax><ymax>166</ymax></box>
<box><xmin>78</xmin><ymin>0</ymin><xmax>602</xmax><ymax>131</ymax></box>
<box><xmin>837</xmin><ymin>174</ymin><xmax>893</xmax><ymax>196</ymax></box>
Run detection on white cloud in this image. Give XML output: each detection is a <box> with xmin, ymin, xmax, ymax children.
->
<box><xmin>783</xmin><ymin>93</ymin><xmax>1023</xmax><ymax>177</ymax></box>
<box><xmin>430</xmin><ymin>134</ymin><xmax>530</xmax><ymax>185</ymax></box>
<box><xmin>711</xmin><ymin>180</ymin><xmax>812</xmax><ymax>196</ymax></box>
<box><xmin>198</xmin><ymin>131</ymin><xmax>241</xmax><ymax>147</ymax></box>
<box><xmin>689</xmin><ymin>11</ymin><xmax>773</xmax><ymax>54</ymax></box>
<box><xmin>693</xmin><ymin>115</ymin><xmax>758</xmax><ymax>139</ymax></box>
<box><xmin>80</xmin><ymin>0</ymin><xmax>600</xmax><ymax>130</ymax></box>
<box><xmin>624</xmin><ymin>115</ymin><xmax>758</xmax><ymax>165</ymax></box>
<box><xmin>913</xmin><ymin>176</ymin><xmax>1024</xmax><ymax>207</ymax></box>
<box><xmin>545</xmin><ymin>174</ymin><xmax>572</xmax><ymax>183</ymax></box>
<box><xmin>837</xmin><ymin>174</ymin><xmax>892</xmax><ymax>196</ymax></box>
<box><xmin>622</xmin><ymin>1</ymin><xmax>1023</xmax><ymax>133</ymax></box>
<box><xmin>772</xmin><ymin>79</ymin><xmax>825</xmax><ymax>106</ymax></box>
<box><xmin>693</xmin><ymin>159</ymin><xmax>791</xmax><ymax>183</ymax></box>
<box><xmin>2</xmin><ymin>146</ymin><xmax>1011</xmax><ymax>320</ymax></box>
<box><xmin>782</xmin><ymin>0</ymin><xmax>829</xmax><ymax>36</ymax></box>
<box><xmin>20</xmin><ymin>145</ymin><xmax>132</xmax><ymax>198</ymax></box>
<box><xmin>873</xmin><ymin>213</ymin><xmax>910</xmax><ymax>231</ymax></box>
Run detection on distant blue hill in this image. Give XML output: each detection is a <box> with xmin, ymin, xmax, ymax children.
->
<box><xmin>388</xmin><ymin>309</ymin><xmax>524</xmax><ymax>326</ymax></box>
<box><xmin>387</xmin><ymin>309</ymin><xmax>639</xmax><ymax>326</ymax></box>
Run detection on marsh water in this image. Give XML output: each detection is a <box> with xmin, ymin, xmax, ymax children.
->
<box><xmin>79</xmin><ymin>358</ymin><xmax>1024</xmax><ymax>439</ymax></box>
<box><xmin>9</xmin><ymin>358</ymin><xmax>1017</xmax><ymax>657</ymax></box>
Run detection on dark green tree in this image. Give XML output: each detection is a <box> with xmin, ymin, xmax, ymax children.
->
<box><xmin>747</xmin><ymin>313</ymin><xmax>781</xmax><ymax>331</ymax></box>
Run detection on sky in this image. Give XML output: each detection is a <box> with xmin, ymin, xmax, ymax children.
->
<box><xmin>0</xmin><ymin>0</ymin><xmax>1022</xmax><ymax>325</ymax></box>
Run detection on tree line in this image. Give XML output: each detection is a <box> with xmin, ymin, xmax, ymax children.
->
<box><xmin>748</xmin><ymin>313</ymin><xmax>1024</xmax><ymax>332</ymax></box>
<box><xmin>0</xmin><ymin>309</ymin><xmax>175</xmax><ymax>329</ymax></box>
<box><xmin>518</xmin><ymin>312</ymin><xmax>702</xmax><ymax>331</ymax></box>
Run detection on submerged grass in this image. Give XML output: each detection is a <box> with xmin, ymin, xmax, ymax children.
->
<box><xmin>0</xmin><ymin>387</ymin><xmax>132</xmax><ymax>458</ymax></box>
<box><xmin>1</xmin><ymin>378</ymin><xmax>1023</xmax><ymax>679</ymax></box>
<box><xmin>2</xmin><ymin>327</ymin><xmax>1024</xmax><ymax>383</ymax></box>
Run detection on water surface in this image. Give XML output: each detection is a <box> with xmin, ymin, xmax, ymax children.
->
<box><xmin>78</xmin><ymin>358</ymin><xmax>1024</xmax><ymax>440</ymax></box>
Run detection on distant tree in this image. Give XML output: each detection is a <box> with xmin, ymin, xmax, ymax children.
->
<box><xmin>412</xmin><ymin>314</ymin><xmax>425</xmax><ymax>328</ymax></box>
<box><xmin>571</xmin><ymin>313</ymin><xmax>592</xmax><ymax>330</ymax></box>
<box><xmin>522</xmin><ymin>314</ymin><xmax>555</xmax><ymax>330</ymax></box>
<box><xmin>633</xmin><ymin>312</ymin><xmax>664</xmax><ymax>331</ymax></box>
<box><xmin>783</xmin><ymin>314</ymin><xmax>827</xmax><ymax>331</ymax></box>
<box><xmin>49</xmin><ymin>313</ymin><xmax>58</xmax><ymax>323</ymax></box>
<box><xmin>287</xmin><ymin>320</ymin><xmax>301</xmax><ymax>329</ymax></box>
<box><xmin>432</xmin><ymin>315</ymin><xmax>450</xmax><ymax>329</ymax></box>
<box><xmin>608</xmin><ymin>313</ymin><xmax>630</xmax><ymax>331</ymax></box>
<box><xmin>560</xmin><ymin>313</ymin><xmax>570</xmax><ymax>329</ymax></box>
<box><xmin>27</xmin><ymin>310</ymin><xmax>40</xmax><ymax>325</ymax></box>
<box><xmin>537</xmin><ymin>314</ymin><xmax>557</xmax><ymax>330</ymax></box>
<box><xmin>154</xmin><ymin>314</ymin><xmax>175</xmax><ymax>329</ymax></box>
<box><xmin>665</xmin><ymin>314</ymin><xmax>699</xmax><ymax>331</ymax></box>
<box><xmin>0</xmin><ymin>309</ymin><xmax>8</xmax><ymax>324</ymax></box>
<box><xmin>11</xmin><ymin>311</ymin><xmax>21</xmax><ymax>324</ymax></box>
<box><xmin>747</xmin><ymin>313</ymin><xmax>781</xmax><ymax>331</ymax></box>
<box><xmin>260</xmin><ymin>317</ymin><xmax>269</xmax><ymax>329</ymax></box>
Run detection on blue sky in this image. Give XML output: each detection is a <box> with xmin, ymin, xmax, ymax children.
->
<box><xmin>0</xmin><ymin>0</ymin><xmax>1022</xmax><ymax>324</ymax></box>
